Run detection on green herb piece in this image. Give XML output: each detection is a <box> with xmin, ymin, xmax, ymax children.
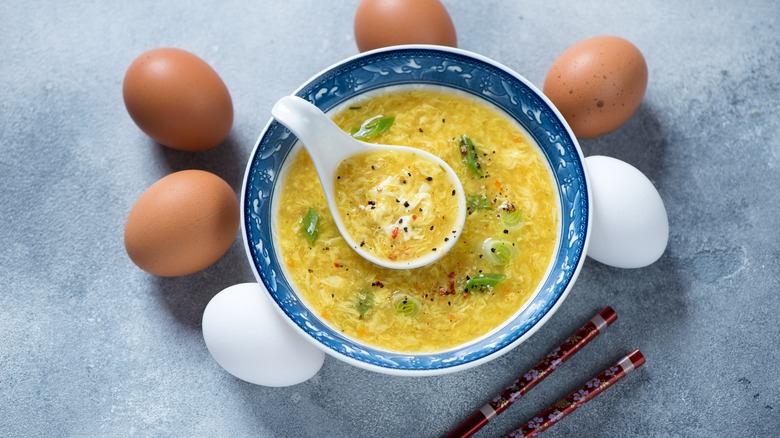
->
<box><xmin>392</xmin><ymin>292</ymin><xmax>422</xmax><ymax>317</ymax></box>
<box><xmin>482</xmin><ymin>239</ymin><xmax>517</xmax><ymax>266</ymax></box>
<box><xmin>355</xmin><ymin>288</ymin><xmax>374</xmax><ymax>316</ymax></box>
<box><xmin>351</xmin><ymin>115</ymin><xmax>395</xmax><ymax>140</ymax></box>
<box><xmin>301</xmin><ymin>207</ymin><xmax>319</xmax><ymax>245</ymax></box>
<box><xmin>467</xmin><ymin>194</ymin><xmax>492</xmax><ymax>212</ymax></box>
<box><xmin>465</xmin><ymin>273</ymin><xmax>506</xmax><ymax>291</ymax></box>
<box><xmin>501</xmin><ymin>208</ymin><xmax>523</xmax><ymax>229</ymax></box>
<box><xmin>460</xmin><ymin>135</ymin><xmax>483</xmax><ymax>177</ymax></box>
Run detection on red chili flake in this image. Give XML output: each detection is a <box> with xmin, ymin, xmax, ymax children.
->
<box><xmin>391</xmin><ymin>227</ymin><xmax>399</xmax><ymax>239</ymax></box>
<box><xmin>448</xmin><ymin>271</ymin><xmax>456</xmax><ymax>278</ymax></box>
<box><xmin>334</xmin><ymin>262</ymin><xmax>342</xmax><ymax>268</ymax></box>
<box><xmin>412</xmin><ymin>215</ymin><xmax>417</xmax><ymax>220</ymax></box>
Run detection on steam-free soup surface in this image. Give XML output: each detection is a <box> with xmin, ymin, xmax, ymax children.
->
<box><xmin>334</xmin><ymin>149</ymin><xmax>462</xmax><ymax>263</ymax></box>
<box><xmin>276</xmin><ymin>89</ymin><xmax>559</xmax><ymax>353</ymax></box>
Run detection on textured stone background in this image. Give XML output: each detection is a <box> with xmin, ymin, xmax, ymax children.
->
<box><xmin>1</xmin><ymin>1</ymin><xmax>778</xmax><ymax>436</ymax></box>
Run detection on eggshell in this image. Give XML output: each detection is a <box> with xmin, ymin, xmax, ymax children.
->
<box><xmin>123</xmin><ymin>48</ymin><xmax>233</xmax><ymax>152</ymax></box>
<box><xmin>585</xmin><ymin>155</ymin><xmax>668</xmax><ymax>268</ymax></box>
<box><xmin>544</xmin><ymin>36</ymin><xmax>648</xmax><ymax>138</ymax></box>
<box><xmin>354</xmin><ymin>0</ymin><xmax>457</xmax><ymax>52</ymax></box>
<box><xmin>202</xmin><ymin>283</ymin><xmax>325</xmax><ymax>387</ymax></box>
<box><xmin>124</xmin><ymin>170</ymin><xmax>239</xmax><ymax>276</ymax></box>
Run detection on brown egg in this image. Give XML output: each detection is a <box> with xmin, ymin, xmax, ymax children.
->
<box><xmin>544</xmin><ymin>36</ymin><xmax>648</xmax><ymax>138</ymax></box>
<box><xmin>124</xmin><ymin>170</ymin><xmax>239</xmax><ymax>277</ymax></box>
<box><xmin>123</xmin><ymin>48</ymin><xmax>233</xmax><ymax>152</ymax></box>
<box><xmin>354</xmin><ymin>0</ymin><xmax>457</xmax><ymax>52</ymax></box>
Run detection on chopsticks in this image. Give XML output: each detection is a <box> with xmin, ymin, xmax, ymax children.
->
<box><xmin>444</xmin><ymin>306</ymin><xmax>642</xmax><ymax>438</ymax></box>
<box><xmin>507</xmin><ymin>349</ymin><xmax>645</xmax><ymax>437</ymax></box>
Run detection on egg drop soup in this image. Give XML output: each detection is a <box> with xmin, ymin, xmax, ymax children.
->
<box><xmin>334</xmin><ymin>148</ymin><xmax>463</xmax><ymax>264</ymax></box>
<box><xmin>275</xmin><ymin>88</ymin><xmax>560</xmax><ymax>353</ymax></box>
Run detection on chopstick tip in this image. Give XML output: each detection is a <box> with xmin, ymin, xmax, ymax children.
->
<box><xmin>628</xmin><ymin>349</ymin><xmax>645</xmax><ymax>368</ymax></box>
<box><xmin>600</xmin><ymin>306</ymin><xmax>618</xmax><ymax>326</ymax></box>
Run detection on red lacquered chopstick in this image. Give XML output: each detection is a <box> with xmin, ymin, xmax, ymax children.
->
<box><xmin>506</xmin><ymin>349</ymin><xmax>645</xmax><ymax>437</ymax></box>
<box><xmin>444</xmin><ymin>306</ymin><xmax>617</xmax><ymax>438</ymax></box>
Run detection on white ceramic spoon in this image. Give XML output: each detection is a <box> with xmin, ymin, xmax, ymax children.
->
<box><xmin>271</xmin><ymin>95</ymin><xmax>467</xmax><ymax>269</ymax></box>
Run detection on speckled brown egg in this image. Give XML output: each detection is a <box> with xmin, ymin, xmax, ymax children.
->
<box><xmin>354</xmin><ymin>0</ymin><xmax>457</xmax><ymax>52</ymax></box>
<box><xmin>124</xmin><ymin>170</ymin><xmax>239</xmax><ymax>277</ymax></box>
<box><xmin>123</xmin><ymin>48</ymin><xmax>233</xmax><ymax>152</ymax></box>
<box><xmin>544</xmin><ymin>36</ymin><xmax>648</xmax><ymax>138</ymax></box>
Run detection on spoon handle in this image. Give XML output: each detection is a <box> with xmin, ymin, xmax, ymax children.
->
<box><xmin>271</xmin><ymin>96</ymin><xmax>362</xmax><ymax>176</ymax></box>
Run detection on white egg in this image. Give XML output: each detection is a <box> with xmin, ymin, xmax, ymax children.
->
<box><xmin>585</xmin><ymin>155</ymin><xmax>669</xmax><ymax>268</ymax></box>
<box><xmin>202</xmin><ymin>283</ymin><xmax>325</xmax><ymax>387</ymax></box>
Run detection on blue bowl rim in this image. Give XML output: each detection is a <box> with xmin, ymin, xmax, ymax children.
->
<box><xmin>240</xmin><ymin>45</ymin><xmax>591</xmax><ymax>376</ymax></box>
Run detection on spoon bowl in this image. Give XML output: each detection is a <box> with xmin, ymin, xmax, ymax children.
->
<box><xmin>271</xmin><ymin>95</ymin><xmax>467</xmax><ymax>269</ymax></box>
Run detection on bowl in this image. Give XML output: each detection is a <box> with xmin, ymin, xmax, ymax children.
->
<box><xmin>241</xmin><ymin>45</ymin><xmax>590</xmax><ymax>376</ymax></box>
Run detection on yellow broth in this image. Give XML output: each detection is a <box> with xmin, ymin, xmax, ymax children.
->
<box><xmin>275</xmin><ymin>89</ymin><xmax>559</xmax><ymax>353</ymax></box>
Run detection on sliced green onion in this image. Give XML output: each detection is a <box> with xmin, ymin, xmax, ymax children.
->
<box><xmin>482</xmin><ymin>239</ymin><xmax>517</xmax><ymax>266</ymax></box>
<box><xmin>501</xmin><ymin>209</ymin><xmax>523</xmax><ymax>229</ymax></box>
<box><xmin>301</xmin><ymin>207</ymin><xmax>319</xmax><ymax>245</ymax></box>
<box><xmin>459</xmin><ymin>135</ymin><xmax>483</xmax><ymax>177</ymax></box>
<box><xmin>467</xmin><ymin>194</ymin><xmax>492</xmax><ymax>212</ymax></box>
<box><xmin>355</xmin><ymin>287</ymin><xmax>374</xmax><ymax>316</ymax></box>
<box><xmin>392</xmin><ymin>291</ymin><xmax>422</xmax><ymax>317</ymax></box>
<box><xmin>351</xmin><ymin>115</ymin><xmax>395</xmax><ymax>140</ymax></box>
<box><xmin>465</xmin><ymin>273</ymin><xmax>506</xmax><ymax>291</ymax></box>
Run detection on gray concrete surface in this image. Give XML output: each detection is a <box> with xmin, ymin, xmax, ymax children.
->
<box><xmin>1</xmin><ymin>1</ymin><xmax>778</xmax><ymax>436</ymax></box>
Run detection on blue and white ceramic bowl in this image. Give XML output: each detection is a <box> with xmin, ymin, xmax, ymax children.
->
<box><xmin>241</xmin><ymin>45</ymin><xmax>590</xmax><ymax>376</ymax></box>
